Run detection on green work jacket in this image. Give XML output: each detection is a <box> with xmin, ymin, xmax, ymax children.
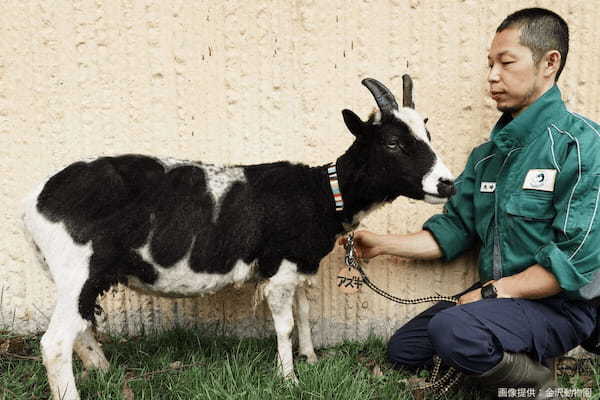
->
<box><xmin>424</xmin><ymin>85</ymin><xmax>600</xmax><ymax>299</ymax></box>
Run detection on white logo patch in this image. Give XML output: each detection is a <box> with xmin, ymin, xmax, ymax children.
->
<box><xmin>523</xmin><ymin>169</ymin><xmax>556</xmax><ymax>192</ymax></box>
<box><xmin>480</xmin><ymin>182</ymin><xmax>496</xmax><ymax>193</ymax></box>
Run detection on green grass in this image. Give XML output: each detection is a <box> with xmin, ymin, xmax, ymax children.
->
<box><xmin>1</xmin><ymin>328</ymin><xmax>598</xmax><ymax>399</ymax></box>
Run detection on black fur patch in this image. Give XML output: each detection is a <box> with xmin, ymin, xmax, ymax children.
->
<box><xmin>38</xmin><ymin>155</ymin><xmax>167</xmax><ymax>322</ymax></box>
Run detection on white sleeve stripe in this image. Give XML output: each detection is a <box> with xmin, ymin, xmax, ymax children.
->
<box><xmin>570</xmin><ymin>185</ymin><xmax>600</xmax><ymax>261</ymax></box>
<box><xmin>547</xmin><ymin>127</ymin><xmax>561</xmax><ymax>173</ymax></box>
<box><xmin>550</xmin><ymin>124</ymin><xmax>581</xmax><ymax>240</ymax></box>
<box><xmin>570</xmin><ymin>112</ymin><xmax>600</xmax><ymax>139</ymax></box>
<box><xmin>474</xmin><ymin>154</ymin><xmax>496</xmax><ymax>171</ymax></box>
<box><xmin>563</xmin><ymin>112</ymin><xmax>600</xmax><ymax>260</ymax></box>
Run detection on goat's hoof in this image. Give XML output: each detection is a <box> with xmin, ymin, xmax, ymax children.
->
<box><xmin>97</xmin><ymin>358</ymin><xmax>110</xmax><ymax>372</ymax></box>
<box><xmin>300</xmin><ymin>353</ymin><xmax>318</xmax><ymax>365</ymax></box>
<box><xmin>81</xmin><ymin>356</ymin><xmax>110</xmax><ymax>372</ymax></box>
<box><xmin>279</xmin><ymin>370</ymin><xmax>299</xmax><ymax>384</ymax></box>
<box><xmin>285</xmin><ymin>373</ymin><xmax>299</xmax><ymax>384</ymax></box>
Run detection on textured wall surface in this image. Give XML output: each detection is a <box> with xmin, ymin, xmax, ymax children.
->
<box><xmin>2</xmin><ymin>1</ymin><xmax>600</xmax><ymax>347</ymax></box>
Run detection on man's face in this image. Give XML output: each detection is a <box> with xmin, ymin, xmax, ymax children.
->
<box><xmin>487</xmin><ymin>27</ymin><xmax>545</xmax><ymax>116</ymax></box>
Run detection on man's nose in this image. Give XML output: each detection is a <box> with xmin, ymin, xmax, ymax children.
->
<box><xmin>488</xmin><ymin>64</ymin><xmax>500</xmax><ymax>83</ymax></box>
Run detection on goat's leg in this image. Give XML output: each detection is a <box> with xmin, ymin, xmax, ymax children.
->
<box><xmin>73</xmin><ymin>326</ymin><xmax>109</xmax><ymax>372</ymax></box>
<box><xmin>264</xmin><ymin>261</ymin><xmax>298</xmax><ymax>382</ymax></box>
<box><xmin>294</xmin><ymin>285</ymin><xmax>317</xmax><ymax>364</ymax></box>
<box><xmin>266</xmin><ymin>286</ymin><xmax>297</xmax><ymax>382</ymax></box>
<box><xmin>41</xmin><ymin>297</ymin><xmax>89</xmax><ymax>400</ymax></box>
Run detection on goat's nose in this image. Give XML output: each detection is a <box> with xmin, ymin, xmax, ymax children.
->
<box><xmin>437</xmin><ymin>178</ymin><xmax>456</xmax><ymax>198</ymax></box>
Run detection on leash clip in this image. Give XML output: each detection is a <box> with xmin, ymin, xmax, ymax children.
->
<box><xmin>344</xmin><ymin>232</ymin><xmax>355</xmax><ymax>268</ymax></box>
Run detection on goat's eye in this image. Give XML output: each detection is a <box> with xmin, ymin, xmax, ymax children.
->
<box><xmin>384</xmin><ymin>141</ymin><xmax>406</xmax><ymax>153</ymax></box>
<box><xmin>379</xmin><ymin>138</ymin><xmax>405</xmax><ymax>152</ymax></box>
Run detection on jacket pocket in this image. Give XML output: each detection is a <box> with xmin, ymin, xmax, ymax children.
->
<box><xmin>505</xmin><ymin>193</ymin><xmax>555</xmax><ymax>221</ymax></box>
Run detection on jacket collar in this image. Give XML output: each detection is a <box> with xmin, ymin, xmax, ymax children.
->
<box><xmin>490</xmin><ymin>85</ymin><xmax>567</xmax><ymax>153</ymax></box>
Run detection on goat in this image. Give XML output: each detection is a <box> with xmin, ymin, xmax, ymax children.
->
<box><xmin>22</xmin><ymin>77</ymin><xmax>455</xmax><ymax>400</ymax></box>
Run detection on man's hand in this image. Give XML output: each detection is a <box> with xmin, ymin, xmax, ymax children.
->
<box><xmin>339</xmin><ymin>230</ymin><xmax>385</xmax><ymax>259</ymax></box>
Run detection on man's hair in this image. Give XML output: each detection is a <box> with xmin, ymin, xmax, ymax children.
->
<box><xmin>497</xmin><ymin>8</ymin><xmax>569</xmax><ymax>81</ymax></box>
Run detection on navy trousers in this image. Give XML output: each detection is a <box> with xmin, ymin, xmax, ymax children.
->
<box><xmin>387</xmin><ymin>283</ymin><xmax>598</xmax><ymax>375</ymax></box>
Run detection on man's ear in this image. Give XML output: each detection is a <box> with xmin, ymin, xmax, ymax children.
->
<box><xmin>543</xmin><ymin>50</ymin><xmax>561</xmax><ymax>79</ymax></box>
<box><xmin>342</xmin><ymin>109</ymin><xmax>365</xmax><ymax>137</ymax></box>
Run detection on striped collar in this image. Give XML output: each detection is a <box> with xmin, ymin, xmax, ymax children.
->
<box><xmin>327</xmin><ymin>162</ymin><xmax>344</xmax><ymax>212</ymax></box>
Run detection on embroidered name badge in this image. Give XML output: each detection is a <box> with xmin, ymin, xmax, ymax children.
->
<box><xmin>480</xmin><ymin>182</ymin><xmax>496</xmax><ymax>193</ymax></box>
<box><xmin>523</xmin><ymin>169</ymin><xmax>557</xmax><ymax>192</ymax></box>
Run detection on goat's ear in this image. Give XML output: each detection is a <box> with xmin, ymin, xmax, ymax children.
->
<box><xmin>342</xmin><ymin>109</ymin><xmax>365</xmax><ymax>137</ymax></box>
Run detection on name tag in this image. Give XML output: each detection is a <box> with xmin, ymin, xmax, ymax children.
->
<box><xmin>523</xmin><ymin>169</ymin><xmax>556</xmax><ymax>192</ymax></box>
<box><xmin>480</xmin><ymin>182</ymin><xmax>496</xmax><ymax>193</ymax></box>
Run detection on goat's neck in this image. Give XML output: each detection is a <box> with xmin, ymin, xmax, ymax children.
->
<box><xmin>317</xmin><ymin>155</ymin><xmax>391</xmax><ymax>231</ymax></box>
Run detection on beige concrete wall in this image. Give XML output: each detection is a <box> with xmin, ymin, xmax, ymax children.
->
<box><xmin>2</xmin><ymin>1</ymin><xmax>599</xmax><ymax>346</ymax></box>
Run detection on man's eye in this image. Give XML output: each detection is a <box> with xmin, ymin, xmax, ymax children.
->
<box><xmin>502</xmin><ymin>61</ymin><xmax>514</xmax><ymax>65</ymax></box>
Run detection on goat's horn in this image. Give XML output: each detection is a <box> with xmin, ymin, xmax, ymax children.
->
<box><xmin>361</xmin><ymin>78</ymin><xmax>399</xmax><ymax>116</ymax></box>
<box><xmin>402</xmin><ymin>74</ymin><xmax>415</xmax><ymax>109</ymax></box>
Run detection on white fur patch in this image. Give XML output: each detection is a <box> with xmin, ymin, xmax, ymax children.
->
<box><xmin>158</xmin><ymin>158</ymin><xmax>246</xmax><ymax>223</ymax></box>
<box><xmin>202</xmin><ymin>165</ymin><xmax>246</xmax><ymax>222</ymax></box>
<box><xmin>158</xmin><ymin>157</ymin><xmax>190</xmax><ymax>170</ymax></box>
<box><xmin>392</xmin><ymin>108</ymin><xmax>455</xmax><ymax>200</ymax></box>
<box><xmin>393</xmin><ymin>108</ymin><xmax>430</xmax><ymax>142</ymax></box>
<box><xmin>22</xmin><ymin>186</ymin><xmax>93</xmax><ymax>293</ymax></box>
<box><xmin>129</xmin><ymin>240</ymin><xmax>256</xmax><ymax>297</ymax></box>
<box><xmin>422</xmin><ymin>157</ymin><xmax>454</xmax><ymax>204</ymax></box>
<box><xmin>294</xmin><ymin>286</ymin><xmax>317</xmax><ymax>363</ymax></box>
<box><xmin>263</xmin><ymin>260</ymin><xmax>303</xmax><ymax>381</ymax></box>
<box><xmin>265</xmin><ymin>260</ymin><xmax>305</xmax><ymax>288</ymax></box>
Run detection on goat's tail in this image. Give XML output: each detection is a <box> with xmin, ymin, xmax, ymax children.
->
<box><xmin>251</xmin><ymin>281</ymin><xmax>269</xmax><ymax>315</ymax></box>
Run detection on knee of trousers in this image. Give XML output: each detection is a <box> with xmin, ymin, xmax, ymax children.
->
<box><xmin>427</xmin><ymin>308</ymin><xmax>501</xmax><ymax>374</ymax></box>
<box><xmin>387</xmin><ymin>328</ymin><xmax>434</xmax><ymax>369</ymax></box>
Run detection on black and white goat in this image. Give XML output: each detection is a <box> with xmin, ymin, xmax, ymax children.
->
<box><xmin>22</xmin><ymin>77</ymin><xmax>454</xmax><ymax>400</ymax></box>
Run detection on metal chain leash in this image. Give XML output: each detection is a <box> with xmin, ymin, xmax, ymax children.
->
<box><xmin>343</xmin><ymin>232</ymin><xmax>463</xmax><ymax>398</ymax></box>
<box><xmin>343</xmin><ymin>232</ymin><xmax>459</xmax><ymax>305</ymax></box>
<box><xmin>415</xmin><ymin>356</ymin><xmax>463</xmax><ymax>396</ymax></box>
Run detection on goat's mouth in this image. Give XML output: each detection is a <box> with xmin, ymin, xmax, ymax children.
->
<box><xmin>424</xmin><ymin>191</ymin><xmax>446</xmax><ymax>198</ymax></box>
<box><xmin>423</xmin><ymin>192</ymin><xmax>448</xmax><ymax>205</ymax></box>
